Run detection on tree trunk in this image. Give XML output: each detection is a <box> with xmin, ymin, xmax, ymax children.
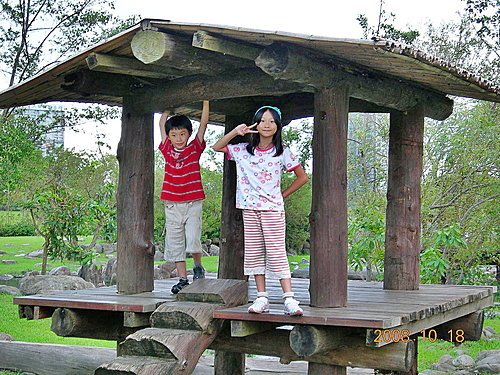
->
<box><xmin>310</xmin><ymin>86</ymin><xmax>349</xmax><ymax>307</ymax></box>
<box><xmin>384</xmin><ymin>106</ymin><xmax>424</xmax><ymax>291</ymax></box>
<box><xmin>116</xmin><ymin>96</ymin><xmax>155</xmax><ymax>294</ymax></box>
<box><xmin>215</xmin><ymin>116</ymin><xmax>246</xmax><ymax>375</ymax></box>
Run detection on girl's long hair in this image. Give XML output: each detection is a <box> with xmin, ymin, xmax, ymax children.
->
<box><xmin>246</xmin><ymin>107</ymin><xmax>284</xmax><ymax>156</ymax></box>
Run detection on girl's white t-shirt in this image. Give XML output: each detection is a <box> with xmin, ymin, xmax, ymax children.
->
<box><xmin>226</xmin><ymin>143</ymin><xmax>300</xmax><ymax>211</ymax></box>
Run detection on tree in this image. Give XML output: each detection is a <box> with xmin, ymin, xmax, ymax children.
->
<box><xmin>0</xmin><ymin>0</ymin><xmax>137</xmax><ymax>89</ymax></box>
<box><xmin>356</xmin><ymin>0</ymin><xmax>420</xmax><ymax>44</ymax></box>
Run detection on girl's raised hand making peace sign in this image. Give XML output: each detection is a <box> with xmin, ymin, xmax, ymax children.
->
<box><xmin>234</xmin><ymin>123</ymin><xmax>258</xmax><ymax>136</ymax></box>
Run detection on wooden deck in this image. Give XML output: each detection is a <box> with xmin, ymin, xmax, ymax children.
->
<box><xmin>14</xmin><ymin>277</ymin><xmax>495</xmax><ymax>347</ymax></box>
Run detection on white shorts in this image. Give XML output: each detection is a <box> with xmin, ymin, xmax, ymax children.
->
<box><xmin>164</xmin><ymin>200</ymin><xmax>203</xmax><ymax>262</ymax></box>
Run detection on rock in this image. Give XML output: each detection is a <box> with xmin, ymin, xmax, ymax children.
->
<box><xmin>291</xmin><ymin>267</ymin><xmax>309</xmax><ymax>278</ymax></box>
<box><xmin>432</xmin><ymin>362</ymin><xmax>456</xmax><ymax>372</ymax></box>
<box><xmin>0</xmin><ymin>285</ymin><xmax>20</xmax><ymax>295</ymax></box>
<box><xmin>209</xmin><ymin>244</ymin><xmax>219</xmax><ymax>256</ymax></box>
<box><xmin>211</xmin><ymin>237</ymin><xmax>220</xmax><ymax>246</ymax></box>
<box><xmin>26</xmin><ymin>250</ymin><xmax>43</xmax><ymax>258</ymax></box>
<box><xmin>205</xmin><ymin>239</ymin><xmax>212</xmax><ymax>246</ymax></box>
<box><xmin>0</xmin><ymin>332</ymin><xmax>13</xmax><ymax>341</ymax></box>
<box><xmin>19</xmin><ymin>275</ymin><xmax>94</xmax><ymax>295</ymax></box>
<box><xmin>103</xmin><ymin>257</ymin><xmax>117</xmax><ymax>286</ymax></box>
<box><xmin>454</xmin><ymin>349</ymin><xmax>466</xmax><ymax>356</ymax></box>
<box><xmin>0</xmin><ymin>250</ymin><xmax>6</xmax><ymax>254</ymax></box>
<box><xmin>78</xmin><ymin>264</ymin><xmax>104</xmax><ymax>287</ymax></box>
<box><xmin>33</xmin><ymin>262</ymin><xmax>53</xmax><ymax>269</ymax></box>
<box><xmin>477</xmin><ymin>350</ymin><xmax>500</xmax><ymax>361</ymax></box>
<box><xmin>437</xmin><ymin>354</ymin><xmax>454</xmax><ymax>364</ymax></box>
<box><xmin>0</xmin><ymin>274</ymin><xmax>14</xmax><ymax>281</ymax></box>
<box><xmin>23</xmin><ymin>271</ymin><xmax>40</xmax><ymax>277</ymax></box>
<box><xmin>1</xmin><ymin>260</ymin><xmax>16</xmax><ymax>264</ymax></box>
<box><xmin>156</xmin><ymin>262</ymin><xmax>176</xmax><ymax>279</ymax></box>
<box><xmin>419</xmin><ymin>370</ymin><xmax>447</xmax><ymax>375</ymax></box>
<box><xmin>452</xmin><ymin>354</ymin><xmax>475</xmax><ymax>368</ymax></box>
<box><xmin>48</xmin><ymin>266</ymin><xmax>72</xmax><ymax>276</ymax></box>
<box><xmin>154</xmin><ymin>250</ymin><xmax>164</xmax><ymax>261</ymax></box>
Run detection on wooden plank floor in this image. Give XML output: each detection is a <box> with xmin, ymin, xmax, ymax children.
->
<box><xmin>13</xmin><ymin>276</ymin><xmax>495</xmax><ymax>331</ymax></box>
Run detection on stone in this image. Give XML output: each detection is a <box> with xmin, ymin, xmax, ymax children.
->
<box><xmin>19</xmin><ymin>275</ymin><xmax>94</xmax><ymax>295</ymax></box>
<box><xmin>477</xmin><ymin>350</ymin><xmax>500</xmax><ymax>361</ymax></box>
<box><xmin>103</xmin><ymin>257</ymin><xmax>117</xmax><ymax>286</ymax></box>
<box><xmin>0</xmin><ymin>274</ymin><xmax>14</xmax><ymax>281</ymax></box>
<box><xmin>26</xmin><ymin>250</ymin><xmax>43</xmax><ymax>258</ymax></box>
<box><xmin>48</xmin><ymin>266</ymin><xmax>71</xmax><ymax>276</ymax></box>
<box><xmin>419</xmin><ymin>371</ymin><xmax>447</xmax><ymax>375</ymax></box>
<box><xmin>209</xmin><ymin>244</ymin><xmax>219</xmax><ymax>256</ymax></box>
<box><xmin>78</xmin><ymin>264</ymin><xmax>103</xmax><ymax>287</ymax></box>
<box><xmin>0</xmin><ymin>332</ymin><xmax>13</xmax><ymax>341</ymax></box>
<box><xmin>452</xmin><ymin>354</ymin><xmax>475</xmax><ymax>368</ymax></box>
<box><xmin>432</xmin><ymin>362</ymin><xmax>456</xmax><ymax>372</ymax></box>
<box><xmin>1</xmin><ymin>260</ymin><xmax>16</xmax><ymax>264</ymax></box>
<box><xmin>437</xmin><ymin>354</ymin><xmax>454</xmax><ymax>364</ymax></box>
<box><xmin>0</xmin><ymin>285</ymin><xmax>20</xmax><ymax>295</ymax></box>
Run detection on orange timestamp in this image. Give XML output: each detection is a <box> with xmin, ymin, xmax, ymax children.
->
<box><xmin>373</xmin><ymin>329</ymin><xmax>465</xmax><ymax>343</ymax></box>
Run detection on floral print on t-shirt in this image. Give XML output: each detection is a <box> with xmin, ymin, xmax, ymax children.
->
<box><xmin>227</xmin><ymin>143</ymin><xmax>300</xmax><ymax>211</ymax></box>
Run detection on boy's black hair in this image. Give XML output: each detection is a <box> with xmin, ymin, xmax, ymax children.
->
<box><xmin>165</xmin><ymin>115</ymin><xmax>193</xmax><ymax>135</ymax></box>
<box><xmin>246</xmin><ymin>107</ymin><xmax>284</xmax><ymax>156</ymax></box>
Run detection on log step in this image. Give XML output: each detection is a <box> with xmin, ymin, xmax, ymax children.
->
<box><xmin>150</xmin><ymin>301</ymin><xmax>221</xmax><ymax>333</ymax></box>
<box><xmin>119</xmin><ymin>327</ymin><xmax>216</xmax><ymax>373</ymax></box>
<box><xmin>94</xmin><ymin>355</ymin><xmax>177</xmax><ymax>374</ymax></box>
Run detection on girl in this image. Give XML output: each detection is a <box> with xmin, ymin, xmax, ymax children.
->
<box><xmin>212</xmin><ymin>106</ymin><xmax>308</xmax><ymax>316</ymax></box>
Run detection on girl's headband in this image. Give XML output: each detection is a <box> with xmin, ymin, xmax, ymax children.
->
<box><xmin>255</xmin><ymin>105</ymin><xmax>281</xmax><ymax>120</ymax></box>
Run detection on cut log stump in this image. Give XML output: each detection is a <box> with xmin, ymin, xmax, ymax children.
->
<box><xmin>96</xmin><ymin>279</ymin><xmax>247</xmax><ymax>374</ymax></box>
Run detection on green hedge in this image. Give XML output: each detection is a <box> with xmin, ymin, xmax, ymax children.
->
<box><xmin>0</xmin><ymin>222</ymin><xmax>36</xmax><ymax>236</ymax></box>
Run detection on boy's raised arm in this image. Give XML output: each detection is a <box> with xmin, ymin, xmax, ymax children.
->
<box><xmin>196</xmin><ymin>100</ymin><xmax>209</xmax><ymax>143</ymax></box>
<box><xmin>159</xmin><ymin>111</ymin><xmax>170</xmax><ymax>143</ymax></box>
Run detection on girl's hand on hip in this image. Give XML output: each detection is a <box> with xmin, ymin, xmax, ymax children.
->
<box><xmin>235</xmin><ymin>123</ymin><xmax>258</xmax><ymax>136</ymax></box>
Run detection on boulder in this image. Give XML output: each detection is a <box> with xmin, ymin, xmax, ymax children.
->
<box><xmin>0</xmin><ymin>285</ymin><xmax>20</xmax><ymax>295</ymax></box>
<box><xmin>26</xmin><ymin>250</ymin><xmax>44</xmax><ymax>258</ymax></box>
<box><xmin>19</xmin><ymin>275</ymin><xmax>94</xmax><ymax>295</ymax></box>
<box><xmin>78</xmin><ymin>264</ymin><xmax>104</xmax><ymax>287</ymax></box>
<box><xmin>48</xmin><ymin>266</ymin><xmax>71</xmax><ymax>276</ymax></box>
<box><xmin>103</xmin><ymin>257</ymin><xmax>117</xmax><ymax>286</ymax></box>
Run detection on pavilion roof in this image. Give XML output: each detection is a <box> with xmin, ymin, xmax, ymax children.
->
<box><xmin>0</xmin><ymin>19</ymin><xmax>498</xmax><ymax>120</ymax></box>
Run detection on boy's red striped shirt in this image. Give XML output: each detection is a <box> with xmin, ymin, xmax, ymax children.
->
<box><xmin>159</xmin><ymin>137</ymin><xmax>206</xmax><ymax>202</ymax></box>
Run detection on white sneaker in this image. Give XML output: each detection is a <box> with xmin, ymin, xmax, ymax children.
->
<box><xmin>284</xmin><ymin>298</ymin><xmax>303</xmax><ymax>316</ymax></box>
<box><xmin>248</xmin><ymin>296</ymin><xmax>269</xmax><ymax>313</ymax></box>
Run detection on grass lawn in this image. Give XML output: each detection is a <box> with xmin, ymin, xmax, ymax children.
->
<box><xmin>0</xmin><ymin>236</ymin><xmax>498</xmax><ymax>373</ymax></box>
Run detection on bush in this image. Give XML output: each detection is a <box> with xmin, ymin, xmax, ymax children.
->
<box><xmin>0</xmin><ymin>222</ymin><xmax>36</xmax><ymax>236</ymax></box>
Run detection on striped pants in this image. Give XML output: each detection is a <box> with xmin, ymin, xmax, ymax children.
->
<box><xmin>242</xmin><ymin>210</ymin><xmax>291</xmax><ymax>280</ymax></box>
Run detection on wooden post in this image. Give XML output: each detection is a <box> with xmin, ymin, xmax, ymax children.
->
<box><xmin>116</xmin><ymin>96</ymin><xmax>155</xmax><ymax>294</ymax></box>
<box><xmin>309</xmin><ymin>86</ymin><xmax>349</xmax><ymax>375</ymax></box>
<box><xmin>215</xmin><ymin>116</ymin><xmax>246</xmax><ymax>375</ymax></box>
<box><xmin>384</xmin><ymin>106</ymin><xmax>424</xmax><ymax>291</ymax></box>
<box><xmin>384</xmin><ymin>106</ymin><xmax>424</xmax><ymax>375</ymax></box>
<box><xmin>310</xmin><ymin>86</ymin><xmax>349</xmax><ymax>308</ymax></box>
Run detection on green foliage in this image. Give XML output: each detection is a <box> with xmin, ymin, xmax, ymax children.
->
<box><xmin>283</xmin><ymin>173</ymin><xmax>311</xmax><ymax>254</ymax></box>
<box><xmin>356</xmin><ymin>2</ymin><xmax>420</xmax><ymax>44</ymax></box>
<box><xmin>0</xmin><ymin>222</ymin><xmax>35</xmax><ymax>236</ymax></box>
<box><xmin>0</xmin><ymin>0</ymin><xmax>138</xmax><ymax>87</ymax></box>
<box><xmin>200</xmin><ymin>168</ymin><xmax>223</xmax><ymax>241</ymax></box>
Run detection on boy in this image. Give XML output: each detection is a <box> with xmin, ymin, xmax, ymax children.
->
<box><xmin>159</xmin><ymin>101</ymin><xmax>209</xmax><ymax>294</ymax></box>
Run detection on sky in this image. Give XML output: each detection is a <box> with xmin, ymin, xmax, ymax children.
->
<box><xmin>34</xmin><ymin>0</ymin><xmax>465</xmax><ymax>153</ymax></box>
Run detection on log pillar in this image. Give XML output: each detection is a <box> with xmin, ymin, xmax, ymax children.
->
<box><xmin>215</xmin><ymin>116</ymin><xmax>245</xmax><ymax>375</ymax></box>
<box><xmin>309</xmin><ymin>86</ymin><xmax>349</xmax><ymax>375</ymax></box>
<box><xmin>384</xmin><ymin>106</ymin><xmax>424</xmax><ymax>291</ymax></box>
<box><xmin>116</xmin><ymin>96</ymin><xmax>155</xmax><ymax>294</ymax></box>
<box><xmin>310</xmin><ymin>86</ymin><xmax>349</xmax><ymax>308</ymax></box>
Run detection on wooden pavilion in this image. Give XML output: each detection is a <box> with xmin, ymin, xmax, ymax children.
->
<box><xmin>0</xmin><ymin>19</ymin><xmax>498</xmax><ymax>375</ymax></box>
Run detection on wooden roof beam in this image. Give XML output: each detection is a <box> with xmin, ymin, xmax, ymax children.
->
<box><xmin>61</xmin><ymin>68</ymin><xmax>307</xmax><ymax>113</ymax></box>
<box><xmin>130</xmin><ymin>30</ymin><xmax>254</xmax><ymax>75</ymax></box>
<box><xmin>256</xmin><ymin>43</ymin><xmax>453</xmax><ymax>120</ymax></box>
<box><xmin>86</xmin><ymin>53</ymin><xmax>183</xmax><ymax>79</ymax></box>
<box><xmin>191</xmin><ymin>32</ymin><xmax>453</xmax><ymax>120</ymax></box>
